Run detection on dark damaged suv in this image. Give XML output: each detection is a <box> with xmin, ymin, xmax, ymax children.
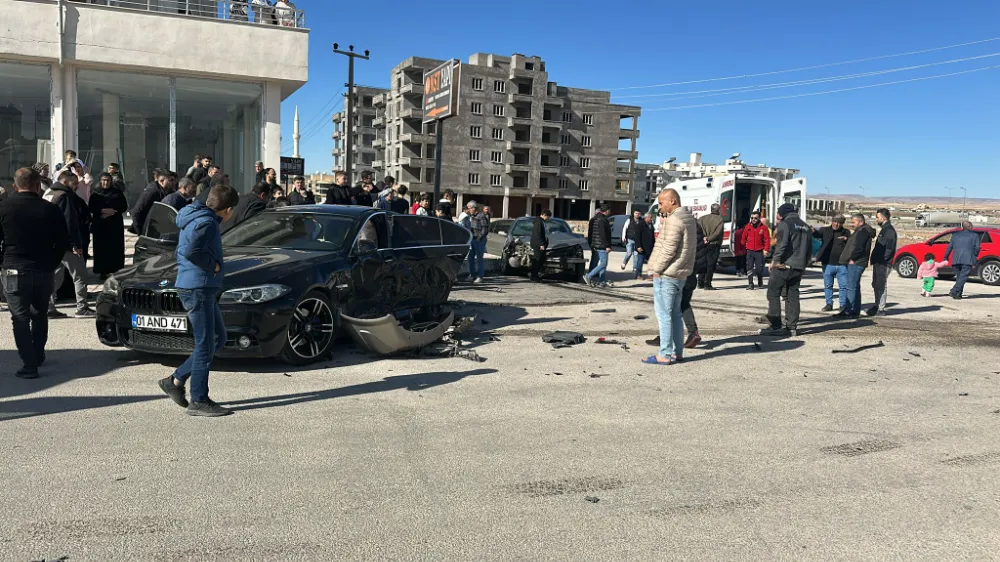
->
<box><xmin>97</xmin><ymin>204</ymin><xmax>471</xmax><ymax>364</ymax></box>
<box><xmin>485</xmin><ymin>216</ymin><xmax>589</xmax><ymax>280</ymax></box>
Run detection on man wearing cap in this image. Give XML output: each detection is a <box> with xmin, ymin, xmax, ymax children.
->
<box><xmin>812</xmin><ymin>215</ymin><xmax>851</xmax><ymax>312</ymax></box>
<box><xmin>761</xmin><ymin>203</ymin><xmax>811</xmax><ymax>337</ymax></box>
<box><xmin>697</xmin><ymin>203</ymin><xmax>724</xmax><ymax>290</ymax></box>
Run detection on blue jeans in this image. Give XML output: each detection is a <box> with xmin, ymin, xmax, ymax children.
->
<box><xmin>653</xmin><ymin>276</ymin><xmax>685</xmax><ymax>359</ymax></box>
<box><xmin>633</xmin><ymin>252</ymin><xmax>646</xmax><ymax>278</ymax></box>
<box><xmin>467</xmin><ymin>239</ymin><xmax>486</xmax><ymax>278</ymax></box>
<box><xmin>951</xmin><ymin>264</ymin><xmax>973</xmax><ymax>297</ymax></box>
<box><xmin>586</xmin><ymin>249</ymin><xmax>609</xmax><ymax>283</ymax></box>
<box><xmin>622</xmin><ymin>240</ymin><xmax>636</xmax><ymax>266</ymax></box>
<box><xmin>823</xmin><ymin>264</ymin><xmax>848</xmax><ymax>308</ymax></box>
<box><xmin>844</xmin><ymin>264</ymin><xmax>866</xmax><ymax>315</ymax></box>
<box><xmin>172</xmin><ymin>288</ymin><xmax>226</xmax><ymax>402</ymax></box>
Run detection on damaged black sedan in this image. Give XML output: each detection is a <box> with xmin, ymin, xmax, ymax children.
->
<box><xmin>96</xmin><ymin>205</ymin><xmax>471</xmax><ymax>365</ymax></box>
<box><xmin>486</xmin><ymin>217</ymin><xmax>590</xmax><ymax>280</ymax></box>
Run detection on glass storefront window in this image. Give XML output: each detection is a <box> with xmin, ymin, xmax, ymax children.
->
<box><xmin>77</xmin><ymin>69</ymin><xmax>170</xmax><ymax>204</ymax></box>
<box><xmin>176</xmin><ymin>78</ymin><xmax>261</xmax><ymax>193</ymax></box>
<box><xmin>0</xmin><ymin>62</ymin><xmax>51</xmax><ymax>186</ymax></box>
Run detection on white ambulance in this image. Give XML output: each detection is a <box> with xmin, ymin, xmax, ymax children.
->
<box><xmin>649</xmin><ymin>173</ymin><xmax>808</xmax><ymax>259</ymax></box>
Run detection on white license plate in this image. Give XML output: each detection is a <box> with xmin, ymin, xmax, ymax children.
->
<box><xmin>131</xmin><ymin>314</ymin><xmax>188</xmax><ymax>332</ymax></box>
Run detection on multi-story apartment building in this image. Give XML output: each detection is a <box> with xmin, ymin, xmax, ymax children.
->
<box><xmin>1</xmin><ymin>0</ymin><xmax>308</xmax><ymax>201</ymax></box>
<box><xmin>632</xmin><ymin>163</ymin><xmax>682</xmax><ymax>212</ymax></box>
<box><xmin>331</xmin><ymin>86</ymin><xmax>389</xmax><ymax>184</ymax></box>
<box><xmin>373</xmin><ymin>53</ymin><xmax>641</xmax><ymax>219</ymax></box>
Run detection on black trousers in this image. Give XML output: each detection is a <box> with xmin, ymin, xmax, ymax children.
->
<box><xmin>735</xmin><ymin>255</ymin><xmax>747</xmax><ymax>275</ymax></box>
<box><xmin>2</xmin><ymin>269</ymin><xmax>54</xmax><ymax>369</ymax></box>
<box><xmin>698</xmin><ymin>244</ymin><xmax>721</xmax><ymax>286</ymax></box>
<box><xmin>531</xmin><ymin>249</ymin><xmax>546</xmax><ymax>280</ymax></box>
<box><xmin>746</xmin><ymin>250</ymin><xmax>765</xmax><ymax>286</ymax></box>
<box><xmin>766</xmin><ymin>267</ymin><xmax>803</xmax><ymax>329</ymax></box>
<box><xmin>871</xmin><ymin>263</ymin><xmax>889</xmax><ymax>311</ymax></box>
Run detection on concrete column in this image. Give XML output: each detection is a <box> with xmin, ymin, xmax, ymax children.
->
<box><xmin>102</xmin><ymin>93</ymin><xmax>120</xmax><ymax>168</ymax></box>
<box><xmin>525</xmin><ymin>195</ymin><xmax>533</xmax><ymax>217</ymax></box>
<box><xmin>625</xmin><ymin>200</ymin><xmax>633</xmax><ymax>215</ymax></box>
<box><xmin>456</xmin><ymin>192</ymin><xmax>464</xmax><ymax>212</ymax></box>
<box><xmin>502</xmin><ymin>194</ymin><xmax>510</xmax><ymax>219</ymax></box>
<box><xmin>61</xmin><ymin>64</ymin><xmax>79</xmax><ymax>154</ymax></box>
<box><xmin>589</xmin><ymin>198</ymin><xmax>597</xmax><ymax>217</ymax></box>
<box><xmin>50</xmin><ymin>63</ymin><xmax>64</xmax><ymax>165</ymax></box>
<box><xmin>548</xmin><ymin>196</ymin><xmax>555</xmax><ymax>214</ymax></box>
<box><xmin>262</xmin><ymin>81</ymin><xmax>281</xmax><ymax>172</ymax></box>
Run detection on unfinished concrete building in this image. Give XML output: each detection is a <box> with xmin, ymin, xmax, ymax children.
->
<box><xmin>332</xmin><ymin>85</ymin><xmax>389</xmax><ymax>184</ymax></box>
<box><xmin>373</xmin><ymin>53</ymin><xmax>640</xmax><ymax>219</ymax></box>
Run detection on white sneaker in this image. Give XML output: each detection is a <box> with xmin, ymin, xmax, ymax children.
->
<box><xmin>473</xmin><ymin>277</ymin><xmax>483</xmax><ymax>284</ymax></box>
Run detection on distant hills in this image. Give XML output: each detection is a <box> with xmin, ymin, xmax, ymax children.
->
<box><xmin>824</xmin><ymin>194</ymin><xmax>1000</xmax><ymax>208</ymax></box>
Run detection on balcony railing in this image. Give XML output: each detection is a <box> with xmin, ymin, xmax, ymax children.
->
<box><xmin>66</xmin><ymin>1</ymin><xmax>307</xmax><ymax>29</ymax></box>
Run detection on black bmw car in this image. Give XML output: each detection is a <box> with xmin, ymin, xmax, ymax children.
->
<box><xmin>97</xmin><ymin>204</ymin><xmax>471</xmax><ymax>365</ymax></box>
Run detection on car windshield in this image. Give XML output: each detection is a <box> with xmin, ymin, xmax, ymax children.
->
<box><xmin>222</xmin><ymin>212</ymin><xmax>355</xmax><ymax>251</ymax></box>
<box><xmin>510</xmin><ymin>218</ymin><xmax>573</xmax><ymax>237</ymax></box>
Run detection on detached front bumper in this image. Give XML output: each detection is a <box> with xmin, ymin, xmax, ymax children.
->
<box><xmin>94</xmin><ymin>291</ymin><xmax>296</xmax><ymax>359</ymax></box>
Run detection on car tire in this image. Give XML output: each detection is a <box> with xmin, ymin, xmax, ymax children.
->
<box><xmin>500</xmin><ymin>251</ymin><xmax>517</xmax><ymax>276</ymax></box>
<box><xmin>278</xmin><ymin>290</ymin><xmax>338</xmax><ymax>366</ymax></box>
<box><xmin>895</xmin><ymin>255</ymin><xmax>918</xmax><ymax>279</ymax></box>
<box><xmin>979</xmin><ymin>260</ymin><xmax>1000</xmax><ymax>286</ymax></box>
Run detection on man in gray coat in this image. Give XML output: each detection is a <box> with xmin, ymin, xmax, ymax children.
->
<box><xmin>944</xmin><ymin>221</ymin><xmax>982</xmax><ymax>299</ymax></box>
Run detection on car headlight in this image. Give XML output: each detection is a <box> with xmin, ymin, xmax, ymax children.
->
<box><xmin>573</xmin><ymin>245</ymin><xmax>584</xmax><ymax>258</ymax></box>
<box><xmin>102</xmin><ymin>276</ymin><xmax>120</xmax><ymax>296</ymax></box>
<box><xmin>219</xmin><ymin>284</ymin><xmax>291</xmax><ymax>305</ymax></box>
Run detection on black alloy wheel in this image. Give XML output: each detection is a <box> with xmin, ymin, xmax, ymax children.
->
<box><xmin>279</xmin><ymin>291</ymin><xmax>337</xmax><ymax>365</ymax></box>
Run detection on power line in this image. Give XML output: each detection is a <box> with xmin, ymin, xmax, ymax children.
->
<box><xmin>634</xmin><ymin>64</ymin><xmax>1000</xmax><ymax>111</ymax></box>
<box><xmin>613</xmin><ymin>52</ymin><xmax>1000</xmax><ymax>100</ymax></box>
<box><xmin>611</xmin><ymin>36</ymin><xmax>1000</xmax><ymax>91</ymax></box>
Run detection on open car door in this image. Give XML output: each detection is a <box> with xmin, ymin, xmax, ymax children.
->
<box><xmin>779</xmin><ymin>177</ymin><xmax>808</xmax><ymax>215</ymax></box>
<box><xmin>133</xmin><ymin>202</ymin><xmax>179</xmax><ymax>264</ymax></box>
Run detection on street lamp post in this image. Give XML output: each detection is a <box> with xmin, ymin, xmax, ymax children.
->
<box><xmin>959</xmin><ymin>187</ymin><xmax>967</xmax><ymax>211</ymax></box>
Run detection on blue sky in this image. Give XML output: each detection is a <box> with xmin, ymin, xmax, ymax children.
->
<box><xmin>281</xmin><ymin>0</ymin><xmax>999</xmax><ymax>198</ymax></box>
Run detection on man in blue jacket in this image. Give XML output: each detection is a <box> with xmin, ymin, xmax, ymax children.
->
<box><xmin>944</xmin><ymin>221</ymin><xmax>982</xmax><ymax>300</ymax></box>
<box><xmin>158</xmin><ymin>184</ymin><xmax>239</xmax><ymax>417</ymax></box>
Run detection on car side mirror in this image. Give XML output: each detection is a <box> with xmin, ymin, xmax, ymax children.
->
<box><xmin>355</xmin><ymin>239</ymin><xmax>378</xmax><ymax>254</ymax></box>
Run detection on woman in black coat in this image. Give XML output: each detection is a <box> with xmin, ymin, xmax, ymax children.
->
<box><xmin>89</xmin><ymin>172</ymin><xmax>128</xmax><ymax>280</ymax></box>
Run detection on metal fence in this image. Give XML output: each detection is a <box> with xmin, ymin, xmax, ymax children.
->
<box><xmin>67</xmin><ymin>0</ymin><xmax>306</xmax><ymax>29</ymax></box>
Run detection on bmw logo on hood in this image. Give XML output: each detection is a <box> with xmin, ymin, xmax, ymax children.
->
<box><xmin>159</xmin><ymin>280</ymin><xmax>170</xmax><ymax>287</ymax></box>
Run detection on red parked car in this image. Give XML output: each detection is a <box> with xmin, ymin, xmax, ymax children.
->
<box><xmin>893</xmin><ymin>227</ymin><xmax>1000</xmax><ymax>286</ymax></box>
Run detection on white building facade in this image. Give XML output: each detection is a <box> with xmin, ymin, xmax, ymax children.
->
<box><xmin>0</xmin><ymin>0</ymin><xmax>308</xmax><ymax>199</ymax></box>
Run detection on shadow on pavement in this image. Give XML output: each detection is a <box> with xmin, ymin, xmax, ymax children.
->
<box><xmin>682</xmin><ymin>336</ymin><xmax>804</xmax><ymax>364</ymax></box>
<box><xmin>0</xmin><ymin>395</ymin><xmax>162</xmax><ymax>422</ymax></box>
<box><xmin>0</xmin><ymin>348</ymin><xmax>127</xmax><ymax>400</ymax></box>
<box><xmin>221</xmin><ymin>368</ymin><xmax>497</xmax><ymax>412</ymax></box>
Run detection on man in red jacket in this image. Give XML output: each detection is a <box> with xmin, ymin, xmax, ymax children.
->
<box><xmin>741</xmin><ymin>211</ymin><xmax>770</xmax><ymax>290</ymax></box>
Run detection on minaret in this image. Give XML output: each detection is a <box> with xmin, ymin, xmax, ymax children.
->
<box><xmin>293</xmin><ymin>105</ymin><xmax>301</xmax><ymax>158</ymax></box>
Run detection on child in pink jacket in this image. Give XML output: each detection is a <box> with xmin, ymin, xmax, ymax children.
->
<box><xmin>918</xmin><ymin>253</ymin><xmax>948</xmax><ymax>296</ymax></box>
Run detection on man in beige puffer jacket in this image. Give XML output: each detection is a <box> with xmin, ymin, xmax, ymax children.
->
<box><xmin>643</xmin><ymin>189</ymin><xmax>697</xmax><ymax>365</ymax></box>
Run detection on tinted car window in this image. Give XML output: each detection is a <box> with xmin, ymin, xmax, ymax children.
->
<box><xmin>354</xmin><ymin>214</ymin><xmax>389</xmax><ymax>252</ymax></box>
<box><xmin>393</xmin><ymin>215</ymin><xmax>441</xmax><ymax>248</ymax></box>
<box><xmin>144</xmin><ymin>202</ymin><xmax>178</xmax><ymax>240</ymax></box>
<box><xmin>441</xmin><ymin>220</ymin><xmax>472</xmax><ymax>246</ymax></box>
<box><xmin>511</xmin><ymin>218</ymin><xmax>572</xmax><ymax>237</ymax></box>
<box><xmin>980</xmin><ymin>232</ymin><xmax>992</xmax><ymax>243</ymax></box>
<box><xmin>223</xmin><ymin>213</ymin><xmax>354</xmax><ymax>251</ymax></box>
<box><xmin>490</xmin><ymin>220</ymin><xmax>513</xmax><ymax>234</ymax></box>
<box><xmin>931</xmin><ymin>233</ymin><xmax>952</xmax><ymax>245</ymax></box>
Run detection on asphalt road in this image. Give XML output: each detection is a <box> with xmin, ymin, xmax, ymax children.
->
<box><xmin>1</xmin><ymin>265</ymin><xmax>999</xmax><ymax>560</ymax></box>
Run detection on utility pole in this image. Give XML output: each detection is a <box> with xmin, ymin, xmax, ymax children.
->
<box><xmin>959</xmin><ymin>186</ymin><xmax>967</xmax><ymax>211</ymax></box>
<box><xmin>333</xmin><ymin>43</ymin><xmax>369</xmax><ymax>185</ymax></box>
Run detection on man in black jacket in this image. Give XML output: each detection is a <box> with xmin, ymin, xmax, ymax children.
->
<box><xmin>129</xmin><ymin>170</ymin><xmax>172</xmax><ymax>234</ymax></box>
<box><xmin>812</xmin><ymin>215</ymin><xmax>850</xmax><ymax>312</ymax></box>
<box><xmin>0</xmin><ymin>168</ymin><xmax>70</xmax><ymax>377</ymax></box>
<box><xmin>634</xmin><ymin>213</ymin><xmax>655</xmax><ymax>280</ymax></box>
<box><xmin>761</xmin><ymin>203</ymin><xmax>812</xmax><ymax>336</ymax></box>
<box><xmin>584</xmin><ymin>205</ymin><xmax>612</xmax><ymax>287</ymax></box>
<box><xmin>867</xmin><ymin>208</ymin><xmax>897</xmax><ymax>316</ymax></box>
<box><xmin>838</xmin><ymin>213</ymin><xmax>876</xmax><ymax>318</ymax></box>
<box><xmin>529</xmin><ymin>209</ymin><xmax>551</xmax><ymax>282</ymax></box>
<box><xmin>196</xmin><ymin>165</ymin><xmax>221</xmax><ymax>196</ymax></box>
<box><xmin>44</xmin><ymin>171</ymin><xmax>94</xmax><ymax>319</ymax></box>
<box><xmin>222</xmin><ymin>182</ymin><xmax>269</xmax><ymax>233</ymax></box>
<box><xmin>322</xmin><ymin>172</ymin><xmax>349</xmax><ymax>205</ymax></box>
<box><xmin>161</xmin><ymin>177</ymin><xmax>197</xmax><ymax>211</ymax></box>
<box><xmin>697</xmin><ymin>203</ymin><xmax>724</xmax><ymax>289</ymax></box>
<box><xmin>620</xmin><ymin>209</ymin><xmax>642</xmax><ymax>273</ymax></box>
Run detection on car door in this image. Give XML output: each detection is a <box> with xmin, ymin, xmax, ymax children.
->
<box><xmin>347</xmin><ymin>213</ymin><xmax>394</xmax><ymax>317</ymax></box>
<box><xmin>390</xmin><ymin>214</ymin><xmax>458</xmax><ymax>310</ymax></box>
<box><xmin>133</xmin><ymin>202</ymin><xmax>179</xmax><ymax>264</ymax></box>
<box><xmin>485</xmin><ymin>219</ymin><xmax>513</xmax><ymax>258</ymax></box>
